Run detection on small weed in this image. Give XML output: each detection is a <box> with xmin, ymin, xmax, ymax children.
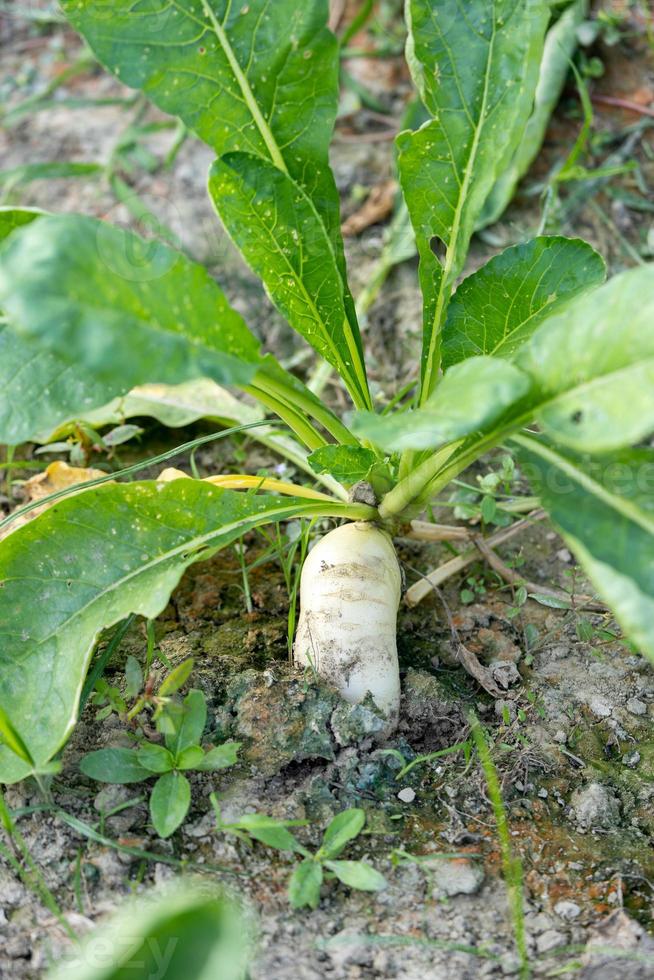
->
<box><xmin>213</xmin><ymin>802</ymin><xmax>387</xmax><ymax>909</ymax></box>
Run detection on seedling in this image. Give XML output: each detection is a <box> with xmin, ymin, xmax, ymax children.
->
<box><xmin>212</xmin><ymin>801</ymin><xmax>386</xmax><ymax>909</ymax></box>
<box><xmin>81</xmin><ymin>688</ymin><xmax>239</xmax><ymax>838</ymax></box>
<box><xmin>0</xmin><ymin>1</ymin><xmax>652</xmax><ymax>786</ymax></box>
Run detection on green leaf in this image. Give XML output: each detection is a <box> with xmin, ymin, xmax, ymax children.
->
<box><xmin>0</xmin><ymin>206</ymin><xmax>44</xmax><ymax>237</ymax></box>
<box><xmin>80</xmin><ymin>748</ymin><xmax>150</xmax><ymax>784</ymax></box>
<box><xmin>150</xmin><ymin>771</ymin><xmax>191</xmax><ymax>838</ymax></box>
<box><xmin>352</xmin><ymin>357</ymin><xmax>530</xmax><ymax>451</ymax></box>
<box><xmin>209</xmin><ymin>153</ymin><xmax>370</xmax><ymax>410</ymax></box>
<box><xmin>0</xmin><ymin>214</ymin><xmax>260</xmax><ymax>393</ymax></box>
<box><xmin>308</xmin><ymin>446</ymin><xmax>378</xmax><ymax>485</ymax></box>
<box><xmin>159</xmin><ymin>660</ymin><xmax>196</xmax><ymax>698</ymax></box>
<box><xmin>513</xmin><ymin>266</ymin><xmax>654</xmax><ymax>452</ymax></box>
<box><xmin>399</xmin><ymin>0</ymin><xmax>549</xmax><ymax>400</ymax></box>
<box><xmin>196</xmin><ymin>742</ymin><xmax>241</xmax><ymax>772</ymax></box>
<box><xmin>233</xmin><ymin>813</ymin><xmax>305</xmax><ymax>853</ymax></box>
<box><xmin>61</xmin><ymin>0</ymin><xmax>342</xmax><ymax>250</ymax></box>
<box><xmin>166</xmin><ymin>689</ymin><xmax>207</xmax><ymax>757</ymax></box>
<box><xmin>0</xmin><ymin>208</ymin><xmax>118</xmax><ymax>445</ymax></box>
<box><xmin>0</xmin><ymin>705</ymin><xmax>34</xmax><ymax>768</ymax></box>
<box><xmin>478</xmin><ymin>0</ymin><xmax>587</xmax><ymax>227</ymax></box>
<box><xmin>72</xmin><ymin>380</ymin><xmax>263</xmax><ymax>433</ymax></box>
<box><xmin>62</xmin><ymin>0</ymin><xmax>367</xmax><ymax>416</ymax></box>
<box><xmin>513</xmin><ymin>436</ymin><xmax>654</xmax><ymax>663</ymax></box>
<box><xmin>441</xmin><ymin>237</ymin><xmax>606</xmax><ymax>368</ymax></box>
<box><xmin>176</xmin><ymin>745</ymin><xmax>206</xmax><ymax>770</ymax></box>
<box><xmin>289</xmin><ymin>859</ymin><xmax>323</xmax><ymax>909</ymax></box>
<box><xmin>0</xmin><ymin>480</ymin><xmax>339</xmax><ymax>782</ymax></box>
<box><xmin>46</xmin><ymin>880</ymin><xmax>250</xmax><ymax>980</ymax></box>
<box><xmin>324</xmin><ymin>859</ymin><xmax>387</xmax><ymax>892</ymax></box>
<box><xmin>136</xmin><ymin>743</ymin><xmax>174</xmax><ymax>774</ymax></box>
<box><xmin>318</xmin><ymin>808</ymin><xmax>365</xmax><ymax>859</ymax></box>
<box><xmin>124</xmin><ymin>655</ymin><xmax>143</xmax><ymax>699</ymax></box>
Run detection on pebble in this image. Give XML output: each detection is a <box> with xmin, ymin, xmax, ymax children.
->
<box><xmin>429</xmin><ymin>858</ymin><xmax>484</xmax><ymax>897</ymax></box>
<box><xmin>571</xmin><ymin>782</ymin><xmax>621</xmax><ymax>831</ymax></box>
<box><xmin>554</xmin><ymin>900</ymin><xmax>581</xmax><ymax>921</ymax></box>
<box><xmin>536</xmin><ymin>929</ymin><xmax>566</xmax><ymax>953</ymax></box>
<box><xmin>626</xmin><ymin>697</ymin><xmax>647</xmax><ymax>716</ymax></box>
<box><xmin>397</xmin><ymin>787</ymin><xmax>416</xmax><ymax>803</ymax></box>
<box><xmin>587</xmin><ymin>695</ymin><xmax>612</xmax><ymax>719</ymax></box>
<box><xmin>622</xmin><ymin>751</ymin><xmax>641</xmax><ymax>768</ymax></box>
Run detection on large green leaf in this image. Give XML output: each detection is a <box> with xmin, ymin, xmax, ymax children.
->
<box><xmin>0</xmin><ymin>325</ymin><xmax>118</xmax><ymax>445</ymax></box>
<box><xmin>399</xmin><ymin>0</ymin><xmax>549</xmax><ymax>401</ymax></box>
<box><xmin>0</xmin><ymin>208</ymin><xmax>118</xmax><ymax>444</ymax></box>
<box><xmin>513</xmin><ymin>266</ymin><xmax>654</xmax><ymax>452</ymax></box>
<box><xmin>513</xmin><ymin>435</ymin><xmax>654</xmax><ymax>662</ymax></box>
<box><xmin>61</xmin><ymin>0</ymin><xmax>341</xmax><ymax>248</ymax></box>
<box><xmin>0</xmin><ymin>213</ymin><xmax>260</xmax><ymax>391</ymax></box>
<box><xmin>442</xmin><ymin>237</ymin><xmax>605</xmax><ymax>368</ymax></box>
<box><xmin>209</xmin><ymin>153</ymin><xmax>370</xmax><ymax>409</ymax></box>
<box><xmin>478</xmin><ymin>0</ymin><xmax>587</xmax><ymax>228</ymax></box>
<box><xmin>0</xmin><ymin>212</ymin><xmax>352</xmax><ymax>448</ymax></box>
<box><xmin>47</xmin><ymin>880</ymin><xmax>250</xmax><ymax>980</ymax></box>
<box><xmin>352</xmin><ymin>356</ymin><xmax>530</xmax><ymax>451</ymax></box>
<box><xmin>0</xmin><ymin>480</ymin><xmax>364</xmax><ymax>783</ymax></box>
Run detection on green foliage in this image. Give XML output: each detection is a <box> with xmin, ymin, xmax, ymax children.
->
<box><xmin>441</xmin><ymin>237</ymin><xmax>605</xmax><ymax>367</ymax></box>
<box><xmin>214</xmin><ymin>802</ymin><xmax>387</xmax><ymax>909</ymax></box>
<box><xmin>0</xmin><ymin>213</ymin><xmax>259</xmax><ymax>389</ymax></box>
<box><xmin>513</xmin><ymin>437</ymin><xmax>654</xmax><ymax>662</ymax></box>
<box><xmin>81</xmin><ymin>688</ymin><xmax>240</xmax><ymax>838</ymax></box>
<box><xmin>512</xmin><ymin>267</ymin><xmax>654</xmax><ymax>453</ymax></box>
<box><xmin>353</xmin><ymin>356</ymin><xmax>530</xmax><ymax>451</ymax></box>
<box><xmin>308</xmin><ymin>446</ymin><xmax>379</xmax><ymax>485</ymax></box>
<box><xmin>209</xmin><ymin>154</ymin><xmax>369</xmax><ymax>408</ymax></box>
<box><xmin>0</xmin><ymin>482</ymin><xmax>358</xmax><ymax>783</ymax></box>
<box><xmin>477</xmin><ymin>0</ymin><xmax>588</xmax><ymax>228</ymax></box>
<box><xmin>399</xmin><ymin>0</ymin><xmax>549</xmax><ymax>400</ymax></box>
<box><xmin>46</xmin><ymin>879</ymin><xmax>250</xmax><ymax>980</ymax></box>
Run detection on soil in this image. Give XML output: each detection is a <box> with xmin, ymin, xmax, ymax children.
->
<box><xmin>1</xmin><ymin>3</ymin><xmax>654</xmax><ymax>979</ymax></box>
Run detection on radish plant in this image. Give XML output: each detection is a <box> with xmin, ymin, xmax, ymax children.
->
<box><xmin>0</xmin><ymin>0</ymin><xmax>653</xmax><ymax>786</ymax></box>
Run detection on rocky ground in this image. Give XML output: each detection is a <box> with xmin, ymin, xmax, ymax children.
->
<box><xmin>1</xmin><ymin>2</ymin><xmax>654</xmax><ymax>978</ymax></box>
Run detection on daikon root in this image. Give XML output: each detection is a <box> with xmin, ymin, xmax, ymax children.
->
<box><xmin>293</xmin><ymin>521</ymin><xmax>402</xmax><ymax>727</ymax></box>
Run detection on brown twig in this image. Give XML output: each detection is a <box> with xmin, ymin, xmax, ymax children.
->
<box><xmin>406</xmin><ymin>520</ymin><xmax>472</xmax><ymax>543</ymax></box>
<box><xmin>405</xmin><ymin>513</ymin><xmax>546</xmax><ymax>606</ymax></box>
<box><xmin>591</xmin><ymin>93</ymin><xmax>654</xmax><ymax>119</ymax></box>
<box><xmin>472</xmin><ymin>534</ymin><xmax>606</xmax><ymax>612</ymax></box>
<box><xmin>328</xmin><ymin>0</ymin><xmax>347</xmax><ymax>32</ymax></box>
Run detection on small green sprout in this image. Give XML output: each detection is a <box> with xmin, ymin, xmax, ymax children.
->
<box><xmin>81</xmin><ymin>688</ymin><xmax>239</xmax><ymax>838</ymax></box>
<box><xmin>212</xmin><ymin>801</ymin><xmax>387</xmax><ymax>909</ymax></box>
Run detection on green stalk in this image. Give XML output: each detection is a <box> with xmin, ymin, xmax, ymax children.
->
<box><xmin>469</xmin><ymin>715</ymin><xmax>529</xmax><ymax>979</ymax></box>
<box><xmin>254</xmin><ymin>371</ymin><xmax>358</xmax><ymax>445</ymax></box>
<box><xmin>379</xmin><ymin>441</ymin><xmax>463</xmax><ymax>519</ymax></box>
<box><xmin>381</xmin><ymin>405</ymin><xmax>540</xmax><ymax>520</ymax></box>
<box><xmin>245</xmin><ymin>385</ymin><xmax>328</xmax><ymax>452</ymax></box>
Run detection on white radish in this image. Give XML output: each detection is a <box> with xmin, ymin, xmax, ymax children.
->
<box><xmin>293</xmin><ymin>521</ymin><xmax>402</xmax><ymax>727</ymax></box>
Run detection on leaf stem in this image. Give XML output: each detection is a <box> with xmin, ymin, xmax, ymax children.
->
<box><xmin>253</xmin><ymin>371</ymin><xmax>357</xmax><ymax>445</ymax></box>
<box><xmin>245</xmin><ymin>385</ymin><xmax>327</xmax><ymax>451</ymax></box>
